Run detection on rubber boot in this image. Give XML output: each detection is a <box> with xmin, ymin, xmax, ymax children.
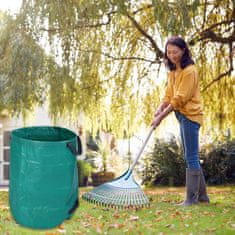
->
<box><xmin>198</xmin><ymin>168</ymin><xmax>210</xmax><ymax>203</ymax></box>
<box><xmin>178</xmin><ymin>168</ymin><xmax>200</xmax><ymax>206</ymax></box>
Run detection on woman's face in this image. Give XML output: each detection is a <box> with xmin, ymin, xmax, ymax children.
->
<box><xmin>166</xmin><ymin>44</ymin><xmax>184</xmax><ymax>65</ymax></box>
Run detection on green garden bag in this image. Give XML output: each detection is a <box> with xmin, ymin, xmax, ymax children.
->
<box><xmin>9</xmin><ymin>126</ymin><xmax>82</xmax><ymax>229</ymax></box>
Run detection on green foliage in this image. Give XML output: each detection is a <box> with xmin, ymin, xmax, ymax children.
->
<box><xmin>142</xmin><ymin>136</ymin><xmax>235</xmax><ymax>186</ymax></box>
<box><xmin>0</xmin><ymin>0</ymin><xmax>234</xmax><ymax>139</ymax></box>
<box><xmin>77</xmin><ymin>160</ymin><xmax>93</xmax><ymax>186</ymax></box>
<box><xmin>196</xmin><ymin>45</ymin><xmax>235</xmax><ymax>137</ymax></box>
<box><xmin>84</xmin><ymin>150</ymin><xmax>99</xmax><ymax>170</ymax></box>
<box><xmin>152</xmin><ymin>0</ymin><xmax>200</xmax><ymax>37</ymax></box>
<box><xmin>201</xmin><ymin>140</ymin><xmax>235</xmax><ymax>185</ymax></box>
<box><xmin>0</xmin><ymin>12</ymin><xmax>46</xmax><ymax>117</ymax></box>
<box><xmin>142</xmin><ymin>86</ymin><xmax>162</xmax><ymax>126</ymax></box>
<box><xmin>13</xmin><ymin>0</ymin><xmax>159</xmax><ymax>137</ymax></box>
<box><xmin>142</xmin><ymin>136</ymin><xmax>185</xmax><ymax>186</ymax></box>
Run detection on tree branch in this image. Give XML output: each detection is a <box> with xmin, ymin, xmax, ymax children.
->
<box><xmin>202</xmin><ymin>43</ymin><xmax>234</xmax><ymax>92</ymax></box>
<box><xmin>80</xmin><ymin>49</ymin><xmax>157</xmax><ymax>64</ymax></box>
<box><xmin>202</xmin><ymin>69</ymin><xmax>232</xmax><ymax>92</ymax></box>
<box><xmin>189</xmin><ymin>19</ymin><xmax>235</xmax><ymax>45</ymax></box>
<box><xmin>125</xmin><ymin>13</ymin><xmax>163</xmax><ymax>60</ymax></box>
<box><xmin>39</xmin><ymin>11</ymin><xmax>116</xmax><ymax>32</ymax></box>
<box><xmin>202</xmin><ymin>19</ymin><xmax>235</xmax><ymax>33</ymax></box>
<box><xmin>132</xmin><ymin>4</ymin><xmax>153</xmax><ymax>15</ymax></box>
<box><xmin>39</xmin><ymin>4</ymin><xmax>154</xmax><ymax>33</ymax></box>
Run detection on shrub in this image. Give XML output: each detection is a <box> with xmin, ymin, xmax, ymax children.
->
<box><xmin>142</xmin><ymin>136</ymin><xmax>185</xmax><ymax>186</ymax></box>
<box><xmin>91</xmin><ymin>171</ymin><xmax>115</xmax><ymax>186</ymax></box>
<box><xmin>77</xmin><ymin>160</ymin><xmax>93</xmax><ymax>186</ymax></box>
<box><xmin>200</xmin><ymin>140</ymin><xmax>235</xmax><ymax>185</ymax></box>
<box><xmin>142</xmin><ymin>136</ymin><xmax>235</xmax><ymax>186</ymax></box>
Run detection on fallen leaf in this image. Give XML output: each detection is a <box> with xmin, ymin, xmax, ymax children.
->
<box><xmin>72</xmin><ymin>230</ymin><xmax>83</xmax><ymax>235</ymax></box>
<box><xmin>155</xmin><ymin>216</ymin><xmax>163</xmax><ymax>222</ymax></box>
<box><xmin>165</xmin><ymin>224</ymin><xmax>175</xmax><ymax>229</ymax></box>
<box><xmin>162</xmin><ymin>199</ymin><xmax>173</xmax><ymax>203</ymax></box>
<box><xmin>0</xmin><ymin>206</ymin><xmax>9</xmax><ymax>211</ymax></box>
<box><xmin>95</xmin><ymin>225</ymin><xmax>103</xmax><ymax>234</ymax></box>
<box><xmin>223</xmin><ymin>209</ymin><xmax>229</xmax><ymax>213</ymax></box>
<box><xmin>108</xmin><ymin>223</ymin><xmax>124</xmax><ymax>229</ymax></box>
<box><xmin>112</xmin><ymin>212</ymin><xmax>120</xmax><ymax>219</ymax></box>
<box><xmin>207</xmin><ymin>228</ymin><xmax>216</xmax><ymax>232</ymax></box>
<box><xmin>129</xmin><ymin>215</ymin><xmax>139</xmax><ymax>221</ymax></box>
<box><xmin>203</xmin><ymin>211</ymin><xmax>211</xmax><ymax>215</ymax></box>
<box><xmin>168</xmin><ymin>208</ymin><xmax>176</xmax><ymax>211</ymax></box>
<box><xmin>102</xmin><ymin>208</ymin><xmax>109</xmax><ymax>211</ymax></box>
<box><xmin>57</xmin><ymin>225</ymin><xmax>64</xmax><ymax>229</ymax></box>
<box><xmin>81</xmin><ymin>222</ymin><xmax>91</xmax><ymax>227</ymax></box>
<box><xmin>143</xmin><ymin>223</ymin><xmax>153</xmax><ymax>229</ymax></box>
<box><xmin>57</xmin><ymin>229</ymin><xmax>66</xmax><ymax>234</ymax></box>
<box><xmin>155</xmin><ymin>210</ymin><xmax>163</xmax><ymax>215</ymax></box>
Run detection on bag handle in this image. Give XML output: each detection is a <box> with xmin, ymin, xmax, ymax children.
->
<box><xmin>67</xmin><ymin>136</ymin><xmax>82</xmax><ymax>156</ymax></box>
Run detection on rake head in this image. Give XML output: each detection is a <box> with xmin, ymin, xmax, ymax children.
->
<box><xmin>82</xmin><ymin>169</ymin><xmax>149</xmax><ymax>209</ymax></box>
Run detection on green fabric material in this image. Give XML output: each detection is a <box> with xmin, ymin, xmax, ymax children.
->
<box><xmin>9</xmin><ymin>126</ymin><xmax>79</xmax><ymax>229</ymax></box>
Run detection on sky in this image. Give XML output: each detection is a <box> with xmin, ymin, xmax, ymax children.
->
<box><xmin>0</xmin><ymin>0</ymin><xmax>22</xmax><ymax>13</ymax></box>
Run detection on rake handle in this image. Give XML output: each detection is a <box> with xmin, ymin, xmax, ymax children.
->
<box><xmin>129</xmin><ymin>125</ymin><xmax>155</xmax><ymax>172</ymax></box>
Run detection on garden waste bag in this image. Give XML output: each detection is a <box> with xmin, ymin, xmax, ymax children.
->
<box><xmin>9</xmin><ymin>126</ymin><xmax>82</xmax><ymax>229</ymax></box>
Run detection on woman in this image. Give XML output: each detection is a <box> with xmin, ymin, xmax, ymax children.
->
<box><xmin>152</xmin><ymin>36</ymin><xmax>210</xmax><ymax>206</ymax></box>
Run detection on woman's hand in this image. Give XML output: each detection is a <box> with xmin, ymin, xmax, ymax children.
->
<box><xmin>154</xmin><ymin>107</ymin><xmax>163</xmax><ymax>117</ymax></box>
<box><xmin>151</xmin><ymin>114</ymin><xmax>163</xmax><ymax>128</ymax></box>
<box><xmin>154</xmin><ymin>102</ymin><xmax>169</xmax><ymax>117</ymax></box>
<box><xmin>151</xmin><ymin>103</ymin><xmax>174</xmax><ymax>129</ymax></box>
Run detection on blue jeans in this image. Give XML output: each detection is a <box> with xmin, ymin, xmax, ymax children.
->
<box><xmin>175</xmin><ymin>111</ymin><xmax>201</xmax><ymax>169</ymax></box>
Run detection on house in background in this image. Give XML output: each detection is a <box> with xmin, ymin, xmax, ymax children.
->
<box><xmin>0</xmin><ymin>107</ymin><xmax>86</xmax><ymax>187</ymax></box>
<box><xmin>0</xmin><ymin>123</ymin><xmax>10</xmax><ymax>186</ymax></box>
<box><xmin>0</xmin><ymin>113</ymin><xmax>20</xmax><ymax>187</ymax></box>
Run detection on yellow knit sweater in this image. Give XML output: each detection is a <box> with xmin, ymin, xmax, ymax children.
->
<box><xmin>163</xmin><ymin>65</ymin><xmax>203</xmax><ymax>125</ymax></box>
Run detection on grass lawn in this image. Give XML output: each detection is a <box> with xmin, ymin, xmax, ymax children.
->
<box><xmin>0</xmin><ymin>186</ymin><xmax>235</xmax><ymax>235</ymax></box>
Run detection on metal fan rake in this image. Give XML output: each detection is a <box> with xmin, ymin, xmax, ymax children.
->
<box><xmin>82</xmin><ymin>126</ymin><xmax>155</xmax><ymax>209</ymax></box>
